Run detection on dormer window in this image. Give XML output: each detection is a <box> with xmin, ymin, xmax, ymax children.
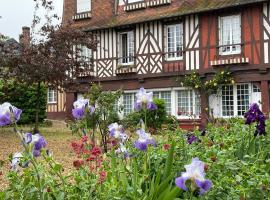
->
<box><xmin>219</xmin><ymin>15</ymin><xmax>241</xmax><ymax>55</ymax></box>
<box><xmin>77</xmin><ymin>0</ymin><xmax>91</xmax><ymax>13</ymax></box>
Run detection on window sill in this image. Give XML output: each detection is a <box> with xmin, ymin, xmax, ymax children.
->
<box><xmin>165</xmin><ymin>57</ymin><xmax>183</xmax><ymax>62</ymax></box>
<box><xmin>72</xmin><ymin>12</ymin><xmax>91</xmax><ymax>20</ymax></box>
<box><xmin>124</xmin><ymin>2</ymin><xmax>146</xmax><ymax>11</ymax></box>
<box><xmin>116</xmin><ymin>65</ymin><xmax>137</xmax><ymax>74</ymax></box>
<box><xmin>48</xmin><ymin>102</ymin><xmax>57</xmax><ymax>105</ymax></box>
<box><xmin>147</xmin><ymin>0</ymin><xmax>171</xmax><ymax>7</ymax></box>
<box><xmin>219</xmin><ymin>51</ymin><xmax>241</xmax><ymax>56</ymax></box>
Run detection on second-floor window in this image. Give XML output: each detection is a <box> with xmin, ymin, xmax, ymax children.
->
<box><xmin>119</xmin><ymin>31</ymin><xmax>134</xmax><ymax>65</ymax></box>
<box><xmin>219</xmin><ymin>15</ymin><xmax>241</xmax><ymax>55</ymax></box>
<box><xmin>77</xmin><ymin>0</ymin><xmax>91</xmax><ymax>13</ymax></box>
<box><xmin>78</xmin><ymin>45</ymin><xmax>92</xmax><ymax>62</ymax></box>
<box><xmin>166</xmin><ymin>24</ymin><xmax>183</xmax><ymax>60</ymax></box>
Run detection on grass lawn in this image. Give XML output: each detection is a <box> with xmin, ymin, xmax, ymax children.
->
<box><xmin>0</xmin><ymin>125</ymin><xmax>78</xmax><ymax>190</ymax></box>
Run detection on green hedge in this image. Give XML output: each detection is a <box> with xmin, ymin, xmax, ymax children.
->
<box><xmin>0</xmin><ymin>80</ymin><xmax>47</xmax><ymax>124</ymax></box>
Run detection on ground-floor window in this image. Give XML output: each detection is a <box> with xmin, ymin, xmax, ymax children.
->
<box><xmin>116</xmin><ymin>89</ymin><xmax>201</xmax><ymax>119</ymax></box>
<box><xmin>47</xmin><ymin>88</ymin><xmax>57</xmax><ymax>104</ymax></box>
<box><xmin>153</xmin><ymin>91</ymin><xmax>172</xmax><ymax>114</ymax></box>
<box><xmin>123</xmin><ymin>93</ymin><xmax>135</xmax><ymax>116</ymax></box>
<box><xmin>177</xmin><ymin>90</ymin><xmax>201</xmax><ymax>117</ymax></box>
<box><xmin>221</xmin><ymin>83</ymin><xmax>258</xmax><ymax>117</ymax></box>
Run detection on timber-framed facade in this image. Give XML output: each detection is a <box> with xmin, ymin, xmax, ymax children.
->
<box><xmin>47</xmin><ymin>0</ymin><xmax>270</xmax><ymax>129</ymax></box>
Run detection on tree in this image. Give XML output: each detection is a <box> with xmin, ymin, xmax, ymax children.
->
<box><xmin>0</xmin><ymin>0</ymin><xmax>97</xmax><ymax>132</ymax></box>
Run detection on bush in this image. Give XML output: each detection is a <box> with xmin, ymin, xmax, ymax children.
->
<box><xmin>0</xmin><ymin>80</ymin><xmax>47</xmax><ymax>124</ymax></box>
<box><xmin>121</xmin><ymin>98</ymin><xmax>167</xmax><ymax>132</ymax></box>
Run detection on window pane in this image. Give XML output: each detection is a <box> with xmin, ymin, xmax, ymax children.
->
<box><xmin>123</xmin><ymin>93</ymin><xmax>134</xmax><ymax>116</ymax></box>
<box><xmin>253</xmin><ymin>84</ymin><xmax>261</xmax><ymax>93</ymax></box>
<box><xmin>177</xmin><ymin>90</ymin><xmax>190</xmax><ymax>115</ymax></box>
<box><xmin>222</xmin><ymin>85</ymin><xmax>234</xmax><ymax>116</ymax></box>
<box><xmin>121</xmin><ymin>33</ymin><xmax>128</xmax><ymax>64</ymax></box>
<box><xmin>48</xmin><ymin>89</ymin><xmax>57</xmax><ymax>103</ymax></box>
<box><xmin>128</xmin><ymin>32</ymin><xmax>134</xmax><ymax>63</ymax></box>
<box><xmin>160</xmin><ymin>91</ymin><xmax>171</xmax><ymax>114</ymax></box>
<box><xmin>167</xmin><ymin>24</ymin><xmax>183</xmax><ymax>59</ymax></box>
<box><xmin>77</xmin><ymin>0</ymin><xmax>91</xmax><ymax>13</ymax></box>
<box><xmin>120</xmin><ymin>32</ymin><xmax>134</xmax><ymax>64</ymax></box>
<box><xmin>220</xmin><ymin>15</ymin><xmax>241</xmax><ymax>54</ymax></box>
<box><xmin>194</xmin><ymin>92</ymin><xmax>201</xmax><ymax>116</ymax></box>
<box><xmin>237</xmin><ymin>84</ymin><xmax>250</xmax><ymax>116</ymax></box>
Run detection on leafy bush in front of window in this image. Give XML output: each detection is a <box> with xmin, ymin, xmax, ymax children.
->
<box><xmin>121</xmin><ymin>98</ymin><xmax>167</xmax><ymax>132</ymax></box>
<box><xmin>0</xmin><ymin>80</ymin><xmax>47</xmax><ymax>124</ymax></box>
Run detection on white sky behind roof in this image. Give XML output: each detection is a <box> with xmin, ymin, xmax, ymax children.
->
<box><xmin>0</xmin><ymin>0</ymin><xmax>64</xmax><ymax>41</ymax></box>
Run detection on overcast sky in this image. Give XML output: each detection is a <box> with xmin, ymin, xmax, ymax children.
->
<box><xmin>0</xmin><ymin>0</ymin><xmax>64</xmax><ymax>40</ymax></box>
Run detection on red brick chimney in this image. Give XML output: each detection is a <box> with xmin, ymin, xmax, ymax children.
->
<box><xmin>19</xmin><ymin>26</ymin><xmax>30</xmax><ymax>48</ymax></box>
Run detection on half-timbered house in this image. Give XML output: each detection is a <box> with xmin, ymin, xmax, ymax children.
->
<box><xmin>47</xmin><ymin>0</ymin><xmax>270</xmax><ymax>129</ymax></box>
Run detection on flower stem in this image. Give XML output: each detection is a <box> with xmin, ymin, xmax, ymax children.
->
<box><xmin>13</xmin><ymin>120</ymin><xmax>44</xmax><ymax>200</ymax></box>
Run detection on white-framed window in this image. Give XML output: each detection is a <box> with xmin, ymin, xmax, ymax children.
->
<box><xmin>221</xmin><ymin>84</ymin><xmax>251</xmax><ymax>117</ymax></box>
<box><xmin>166</xmin><ymin>24</ymin><xmax>183</xmax><ymax>60</ymax></box>
<box><xmin>123</xmin><ymin>93</ymin><xmax>135</xmax><ymax>116</ymax></box>
<box><xmin>119</xmin><ymin>31</ymin><xmax>134</xmax><ymax>65</ymax></box>
<box><xmin>77</xmin><ymin>0</ymin><xmax>91</xmax><ymax>13</ymax></box>
<box><xmin>153</xmin><ymin>91</ymin><xmax>171</xmax><ymax>114</ymax></box>
<box><xmin>47</xmin><ymin>89</ymin><xmax>57</xmax><ymax>104</ymax></box>
<box><xmin>177</xmin><ymin>90</ymin><xmax>200</xmax><ymax>117</ymax></box>
<box><xmin>77</xmin><ymin>45</ymin><xmax>92</xmax><ymax>62</ymax></box>
<box><xmin>219</xmin><ymin>14</ymin><xmax>241</xmax><ymax>55</ymax></box>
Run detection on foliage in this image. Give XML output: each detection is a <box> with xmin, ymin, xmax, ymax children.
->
<box><xmin>70</xmin><ymin>84</ymin><xmax>122</xmax><ymax>152</ymax></box>
<box><xmin>181</xmin><ymin>70</ymin><xmax>235</xmax><ymax>94</ymax></box>
<box><xmin>2</xmin><ymin>101</ymin><xmax>270</xmax><ymax>199</ymax></box>
<box><xmin>204</xmin><ymin>70</ymin><xmax>235</xmax><ymax>94</ymax></box>
<box><xmin>181</xmin><ymin>71</ymin><xmax>202</xmax><ymax>90</ymax></box>
<box><xmin>0</xmin><ymin>0</ymin><xmax>97</xmax><ymax>132</ymax></box>
<box><xmin>0</xmin><ymin>80</ymin><xmax>46</xmax><ymax>124</ymax></box>
<box><xmin>121</xmin><ymin>98</ymin><xmax>167</xmax><ymax>132</ymax></box>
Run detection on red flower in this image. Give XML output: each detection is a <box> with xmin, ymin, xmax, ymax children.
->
<box><xmin>91</xmin><ymin>146</ymin><xmax>102</xmax><ymax>156</ymax></box>
<box><xmin>81</xmin><ymin>136</ymin><xmax>88</xmax><ymax>142</ymax></box>
<box><xmin>98</xmin><ymin>171</ymin><xmax>107</xmax><ymax>183</ymax></box>
<box><xmin>87</xmin><ymin>155</ymin><xmax>96</xmax><ymax>162</ymax></box>
<box><xmin>163</xmin><ymin>144</ymin><xmax>170</xmax><ymax>150</ymax></box>
<box><xmin>73</xmin><ymin>160</ymin><xmax>84</xmax><ymax>169</ymax></box>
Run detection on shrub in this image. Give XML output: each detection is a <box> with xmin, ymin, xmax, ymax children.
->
<box><xmin>121</xmin><ymin>98</ymin><xmax>167</xmax><ymax>132</ymax></box>
<box><xmin>0</xmin><ymin>80</ymin><xmax>46</xmax><ymax>124</ymax></box>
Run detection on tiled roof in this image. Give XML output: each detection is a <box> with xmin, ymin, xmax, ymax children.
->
<box><xmin>63</xmin><ymin>0</ymin><xmax>267</xmax><ymax>31</ymax></box>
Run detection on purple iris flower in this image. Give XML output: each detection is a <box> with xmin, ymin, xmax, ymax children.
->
<box><xmin>134</xmin><ymin>87</ymin><xmax>157</xmax><ymax>111</ymax></box>
<box><xmin>108</xmin><ymin>123</ymin><xmax>127</xmax><ymax>142</ymax></box>
<box><xmin>175</xmin><ymin>158</ymin><xmax>212</xmax><ymax>195</ymax></box>
<box><xmin>0</xmin><ymin>102</ymin><xmax>22</xmax><ymax>126</ymax></box>
<box><xmin>244</xmin><ymin>103</ymin><xmax>266</xmax><ymax>136</ymax></box>
<box><xmin>26</xmin><ymin>133</ymin><xmax>47</xmax><ymax>157</ymax></box>
<box><xmin>187</xmin><ymin>135</ymin><xmax>198</xmax><ymax>144</ymax></box>
<box><xmin>134</xmin><ymin>129</ymin><xmax>156</xmax><ymax>151</ymax></box>
<box><xmin>115</xmin><ymin>144</ymin><xmax>130</xmax><ymax>158</ymax></box>
<box><xmin>72</xmin><ymin>107</ymin><xmax>85</xmax><ymax>119</ymax></box>
<box><xmin>72</xmin><ymin>99</ymin><xmax>95</xmax><ymax>119</ymax></box>
<box><xmin>24</xmin><ymin>132</ymin><xmax>33</xmax><ymax>144</ymax></box>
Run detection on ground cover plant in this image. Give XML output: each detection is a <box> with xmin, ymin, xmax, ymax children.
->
<box><xmin>0</xmin><ymin>88</ymin><xmax>269</xmax><ymax>199</ymax></box>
